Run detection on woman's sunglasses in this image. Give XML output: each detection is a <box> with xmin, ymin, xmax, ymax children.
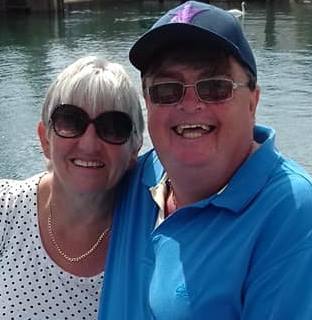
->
<box><xmin>50</xmin><ymin>104</ymin><xmax>133</xmax><ymax>145</ymax></box>
<box><xmin>147</xmin><ymin>78</ymin><xmax>248</xmax><ymax>105</ymax></box>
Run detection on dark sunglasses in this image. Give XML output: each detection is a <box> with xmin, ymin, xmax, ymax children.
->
<box><xmin>147</xmin><ymin>78</ymin><xmax>248</xmax><ymax>105</ymax></box>
<box><xmin>50</xmin><ymin>104</ymin><xmax>133</xmax><ymax>145</ymax></box>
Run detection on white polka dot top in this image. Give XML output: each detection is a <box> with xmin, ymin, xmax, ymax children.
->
<box><xmin>0</xmin><ymin>173</ymin><xmax>104</xmax><ymax>320</ymax></box>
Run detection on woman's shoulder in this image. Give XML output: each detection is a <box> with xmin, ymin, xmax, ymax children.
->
<box><xmin>0</xmin><ymin>173</ymin><xmax>44</xmax><ymax>258</ymax></box>
<box><xmin>0</xmin><ymin>172</ymin><xmax>45</xmax><ymax>199</ymax></box>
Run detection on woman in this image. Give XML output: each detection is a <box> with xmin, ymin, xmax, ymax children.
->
<box><xmin>0</xmin><ymin>56</ymin><xmax>144</xmax><ymax>319</ymax></box>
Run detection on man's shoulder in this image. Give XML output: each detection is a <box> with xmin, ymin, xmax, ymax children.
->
<box><xmin>272</xmin><ymin>157</ymin><xmax>312</xmax><ymax>204</ymax></box>
<box><xmin>137</xmin><ymin>149</ymin><xmax>160</xmax><ymax>167</ymax></box>
<box><xmin>130</xmin><ymin>149</ymin><xmax>164</xmax><ymax>187</ymax></box>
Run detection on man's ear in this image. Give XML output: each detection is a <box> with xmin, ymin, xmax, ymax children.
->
<box><xmin>37</xmin><ymin>121</ymin><xmax>51</xmax><ymax>159</ymax></box>
<box><xmin>250</xmin><ymin>84</ymin><xmax>260</xmax><ymax>117</ymax></box>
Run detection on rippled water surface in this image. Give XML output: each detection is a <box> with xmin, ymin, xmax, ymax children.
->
<box><xmin>0</xmin><ymin>0</ymin><xmax>311</xmax><ymax>178</ymax></box>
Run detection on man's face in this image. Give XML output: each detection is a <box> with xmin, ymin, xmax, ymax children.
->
<box><xmin>144</xmin><ymin>56</ymin><xmax>260</xmax><ymax>176</ymax></box>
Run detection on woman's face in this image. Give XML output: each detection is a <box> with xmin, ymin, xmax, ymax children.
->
<box><xmin>38</xmin><ymin>106</ymin><xmax>138</xmax><ymax>195</ymax></box>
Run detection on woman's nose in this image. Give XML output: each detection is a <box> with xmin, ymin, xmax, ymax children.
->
<box><xmin>77</xmin><ymin>124</ymin><xmax>102</xmax><ymax>151</ymax></box>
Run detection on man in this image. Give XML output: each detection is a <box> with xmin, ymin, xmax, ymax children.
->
<box><xmin>99</xmin><ymin>1</ymin><xmax>312</xmax><ymax>319</ymax></box>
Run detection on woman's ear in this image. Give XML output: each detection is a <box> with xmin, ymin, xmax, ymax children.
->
<box><xmin>127</xmin><ymin>149</ymin><xmax>139</xmax><ymax>169</ymax></box>
<box><xmin>37</xmin><ymin>121</ymin><xmax>51</xmax><ymax>159</ymax></box>
<box><xmin>127</xmin><ymin>140</ymin><xmax>143</xmax><ymax>169</ymax></box>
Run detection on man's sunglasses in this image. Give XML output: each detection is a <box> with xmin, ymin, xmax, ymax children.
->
<box><xmin>147</xmin><ymin>78</ymin><xmax>249</xmax><ymax>105</ymax></box>
<box><xmin>50</xmin><ymin>104</ymin><xmax>133</xmax><ymax>145</ymax></box>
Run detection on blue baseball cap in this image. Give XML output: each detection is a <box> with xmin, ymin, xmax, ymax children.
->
<box><xmin>129</xmin><ymin>1</ymin><xmax>257</xmax><ymax>78</ymax></box>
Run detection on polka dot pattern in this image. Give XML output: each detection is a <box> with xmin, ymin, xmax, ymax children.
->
<box><xmin>0</xmin><ymin>173</ymin><xmax>104</xmax><ymax>319</ymax></box>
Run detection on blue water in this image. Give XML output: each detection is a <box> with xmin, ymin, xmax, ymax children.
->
<box><xmin>0</xmin><ymin>0</ymin><xmax>311</xmax><ymax>178</ymax></box>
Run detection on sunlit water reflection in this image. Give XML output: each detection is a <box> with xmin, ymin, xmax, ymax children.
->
<box><xmin>0</xmin><ymin>0</ymin><xmax>311</xmax><ymax>178</ymax></box>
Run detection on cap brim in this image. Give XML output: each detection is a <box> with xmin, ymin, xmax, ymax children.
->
<box><xmin>129</xmin><ymin>23</ymin><xmax>241</xmax><ymax>73</ymax></box>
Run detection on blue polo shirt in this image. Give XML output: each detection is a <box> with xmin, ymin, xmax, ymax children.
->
<box><xmin>98</xmin><ymin>125</ymin><xmax>312</xmax><ymax>320</ymax></box>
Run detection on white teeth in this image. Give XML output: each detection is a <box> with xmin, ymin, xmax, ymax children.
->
<box><xmin>176</xmin><ymin>124</ymin><xmax>211</xmax><ymax>134</ymax></box>
<box><xmin>175</xmin><ymin>124</ymin><xmax>214</xmax><ymax>138</ymax></box>
<box><xmin>182</xmin><ymin>131</ymin><xmax>204</xmax><ymax>139</ymax></box>
<box><xmin>73</xmin><ymin>159</ymin><xmax>104</xmax><ymax>168</ymax></box>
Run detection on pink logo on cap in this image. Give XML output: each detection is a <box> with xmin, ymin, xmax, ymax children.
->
<box><xmin>170</xmin><ymin>3</ymin><xmax>206</xmax><ymax>23</ymax></box>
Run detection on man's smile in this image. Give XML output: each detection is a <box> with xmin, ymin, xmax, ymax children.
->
<box><xmin>173</xmin><ymin>124</ymin><xmax>216</xmax><ymax>138</ymax></box>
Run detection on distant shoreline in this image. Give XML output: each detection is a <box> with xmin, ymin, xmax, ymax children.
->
<box><xmin>64</xmin><ymin>0</ymin><xmax>94</xmax><ymax>3</ymax></box>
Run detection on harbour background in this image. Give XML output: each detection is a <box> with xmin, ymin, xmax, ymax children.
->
<box><xmin>0</xmin><ymin>0</ymin><xmax>311</xmax><ymax>179</ymax></box>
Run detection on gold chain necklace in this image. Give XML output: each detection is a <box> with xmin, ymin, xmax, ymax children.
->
<box><xmin>48</xmin><ymin>203</ymin><xmax>111</xmax><ymax>263</ymax></box>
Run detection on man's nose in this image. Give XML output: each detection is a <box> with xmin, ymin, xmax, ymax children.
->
<box><xmin>176</xmin><ymin>85</ymin><xmax>206</xmax><ymax>112</ymax></box>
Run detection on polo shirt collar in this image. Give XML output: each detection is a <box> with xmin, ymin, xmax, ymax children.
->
<box><xmin>141</xmin><ymin>149</ymin><xmax>165</xmax><ymax>187</ymax></box>
<box><xmin>210</xmin><ymin>125</ymin><xmax>280</xmax><ymax>214</ymax></box>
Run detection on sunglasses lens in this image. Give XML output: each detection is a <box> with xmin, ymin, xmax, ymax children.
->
<box><xmin>51</xmin><ymin>105</ymin><xmax>133</xmax><ymax>145</ymax></box>
<box><xmin>149</xmin><ymin>83</ymin><xmax>183</xmax><ymax>104</ymax></box>
<box><xmin>95</xmin><ymin>111</ymin><xmax>133</xmax><ymax>145</ymax></box>
<box><xmin>51</xmin><ymin>104</ymin><xmax>87</xmax><ymax>138</ymax></box>
<box><xmin>197</xmin><ymin>79</ymin><xmax>233</xmax><ymax>102</ymax></box>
